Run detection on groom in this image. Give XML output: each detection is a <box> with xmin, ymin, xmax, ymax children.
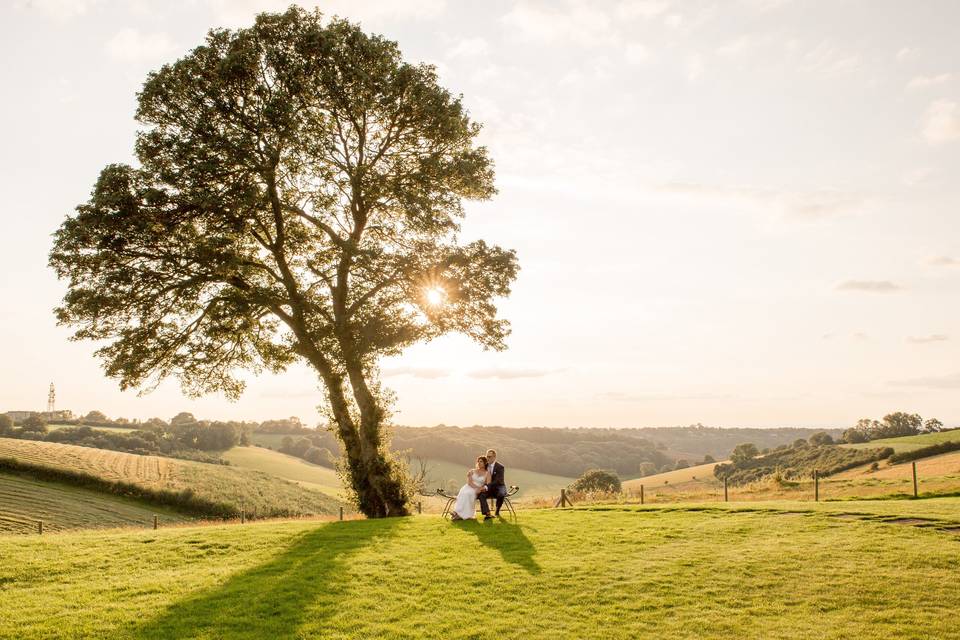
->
<box><xmin>478</xmin><ymin>448</ymin><xmax>506</xmax><ymax>519</ymax></box>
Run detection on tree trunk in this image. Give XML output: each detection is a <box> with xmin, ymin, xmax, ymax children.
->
<box><xmin>321</xmin><ymin>367</ymin><xmax>409</xmax><ymax>518</ymax></box>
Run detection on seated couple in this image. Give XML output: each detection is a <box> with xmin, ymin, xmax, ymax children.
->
<box><xmin>450</xmin><ymin>448</ymin><xmax>507</xmax><ymax>521</ymax></box>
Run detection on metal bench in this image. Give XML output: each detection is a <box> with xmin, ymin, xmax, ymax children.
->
<box><xmin>435</xmin><ymin>485</ymin><xmax>519</xmax><ymax>520</ymax></box>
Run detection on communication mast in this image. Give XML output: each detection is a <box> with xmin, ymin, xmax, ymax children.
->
<box><xmin>47</xmin><ymin>383</ymin><xmax>56</xmax><ymax>414</ymax></box>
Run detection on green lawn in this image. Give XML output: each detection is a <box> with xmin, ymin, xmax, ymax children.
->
<box><xmin>842</xmin><ymin>429</ymin><xmax>960</xmax><ymax>453</ymax></box>
<box><xmin>46</xmin><ymin>423</ymin><xmax>138</xmax><ymax>433</ymax></box>
<box><xmin>3</xmin><ymin>499</ymin><xmax>960</xmax><ymax>638</ymax></box>
<box><xmin>0</xmin><ymin>472</ymin><xmax>189</xmax><ymax>534</ymax></box>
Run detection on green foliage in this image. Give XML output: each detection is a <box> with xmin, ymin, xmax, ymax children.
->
<box><xmin>730</xmin><ymin>443</ymin><xmax>759</xmax><ymax>465</ymax></box>
<box><xmin>48</xmin><ymin>7</ymin><xmax>517</xmax><ymax>518</ymax></box>
<box><xmin>0</xmin><ymin>415</ymin><xmax>13</xmax><ymax>436</ymax></box>
<box><xmin>20</xmin><ymin>415</ymin><xmax>48</xmax><ymax>434</ymax></box>
<box><xmin>845</xmin><ymin>412</ymin><xmax>939</xmax><ymax>444</ymax></box>
<box><xmin>570</xmin><ymin>469</ymin><xmax>622</xmax><ymax>494</ymax></box>
<box><xmin>714</xmin><ymin>445</ymin><xmax>892</xmax><ymax>485</ymax></box>
<box><xmin>809</xmin><ymin>431</ymin><xmax>834</xmax><ymax>446</ymax></box>
<box><xmin>888</xmin><ymin>441</ymin><xmax>960</xmax><ymax>465</ymax></box>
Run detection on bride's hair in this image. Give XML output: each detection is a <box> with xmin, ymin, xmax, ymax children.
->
<box><xmin>476</xmin><ymin>455</ymin><xmax>489</xmax><ymax>469</ymax></box>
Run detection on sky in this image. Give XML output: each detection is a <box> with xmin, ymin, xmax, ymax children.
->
<box><xmin>2</xmin><ymin>0</ymin><xmax>959</xmax><ymax>429</ymax></box>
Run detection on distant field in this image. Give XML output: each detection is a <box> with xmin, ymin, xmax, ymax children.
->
<box><xmin>0</xmin><ymin>472</ymin><xmax>188</xmax><ymax>534</ymax></box>
<box><xmin>46</xmin><ymin>423</ymin><xmax>138</xmax><ymax>433</ymax></box>
<box><xmin>842</xmin><ymin>429</ymin><xmax>960</xmax><ymax>453</ymax></box>
<box><xmin>622</xmin><ymin>461</ymin><xmax>721</xmax><ymax>491</ymax></box>
<box><xmin>4</xmin><ymin>499</ymin><xmax>960</xmax><ymax>638</ymax></box>
<box><xmin>0</xmin><ymin>438</ymin><xmax>341</xmax><ymax>519</ymax></box>
<box><xmin>222</xmin><ymin>447</ymin><xmax>342</xmax><ymax>498</ymax></box>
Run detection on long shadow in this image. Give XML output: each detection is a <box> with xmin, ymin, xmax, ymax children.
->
<box><xmin>131</xmin><ymin>518</ymin><xmax>401</xmax><ymax>639</ymax></box>
<box><xmin>453</xmin><ymin>518</ymin><xmax>541</xmax><ymax>574</ymax></box>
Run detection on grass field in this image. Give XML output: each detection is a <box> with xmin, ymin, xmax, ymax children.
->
<box><xmin>0</xmin><ymin>438</ymin><xmax>342</xmax><ymax>519</ymax></box>
<box><xmin>0</xmin><ymin>472</ymin><xmax>189</xmax><ymax>534</ymax></box>
<box><xmin>3</xmin><ymin>498</ymin><xmax>960</xmax><ymax>638</ymax></box>
<box><xmin>842</xmin><ymin>429</ymin><xmax>960</xmax><ymax>453</ymax></box>
<box><xmin>622</xmin><ymin>461</ymin><xmax>721</xmax><ymax>491</ymax></box>
<box><xmin>221</xmin><ymin>446</ymin><xmax>342</xmax><ymax>498</ymax></box>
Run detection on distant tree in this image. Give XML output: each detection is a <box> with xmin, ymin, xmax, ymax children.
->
<box><xmin>730</xmin><ymin>443</ymin><xmax>759</xmax><ymax>465</ymax></box>
<box><xmin>702</xmin><ymin>454</ymin><xmax>715</xmax><ymax>464</ymax></box>
<box><xmin>809</xmin><ymin>432</ymin><xmax>834</xmax><ymax>446</ymax></box>
<box><xmin>570</xmin><ymin>469</ymin><xmax>622</xmax><ymax>494</ymax></box>
<box><xmin>280</xmin><ymin>436</ymin><xmax>294</xmax><ymax>453</ymax></box>
<box><xmin>83</xmin><ymin>410</ymin><xmax>108</xmax><ymax>423</ymax></box>
<box><xmin>21</xmin><ymin>415</ymin><xmax>48</xmax><ymax>435</ymax></box>
<box><xmin>171</xmin><ymin>412</ymin><xmax>197</xmax><ymax>427</ymax></box>
<box><xmin>842</xmin><ymin>428</ymin><xmax>869</xmax><ymax>444</ymax></box>
<box><xmin>49</xmin><ymin>8</ymin><xmax>517</xmax><ymax>518</ymax></box>
<box><xmin>0</xmin><ymin>415</ymin><xmax>14</xmax><ymax>436</ymax></box>
<box><xmin>143</xmin><ymin>417</ymin><xmax>168</xmax><ymax>431</ymax></box>
<box><xmin>875</xmin><ymin>412</ymin><xmax>922</xmax><ymax>439</ymax></box>
<box><xmin>924</xmin><ymin>418</ymin><xmax>944</xmax><ymax>433</ymax></box>
<box><xmin>638</xmin><ymin>461</ymin><xmax>658</xmax><ymax>477</ymax></box>
<box><xmin>674</xmin><ymin>459</ymin><xmax>690</xmax><ymax>470</ymax></box>
<box><xmin>792</xmin><ymin>438</ymin><xmax>808</xmax><ymax>449</ymax></box>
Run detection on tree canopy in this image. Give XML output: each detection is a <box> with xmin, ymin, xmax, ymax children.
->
<box><xmin>49</xmin><ymin>7</ymin><xmax>518</xmax><ymax>517</ymax></box>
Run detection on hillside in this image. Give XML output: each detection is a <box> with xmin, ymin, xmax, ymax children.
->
<box><xmin>0</xmin><ymin>438</ymin><xmax>341</xmax><ymax>519</ymax></box>
<box><xmin>3</xmin><ymin>500</ymin><xmax>960</xmax><ymax>638</ymax></box>
<box><xmin>0</xmin><ymin>472</ymin><xmax>189</xmax><ymax>534</ymax></box>
<box><xmin>842</xmin><ymin>429</ymin><xmax>960</xmax><ymax>453</ymax></box>
<box><xmin>622</xmin><ymin>461</ymin><xmax>721</xmax><ymax>490</ymax></box>
<box><xmin>221</xmin><ymin>446</ymin><xmax>342</xmax><ymax>498</ymax></box>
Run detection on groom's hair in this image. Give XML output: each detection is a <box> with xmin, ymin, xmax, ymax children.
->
<box><xmin>486</xmin><ymin>448</ymin><xmax>497</xmax><ymax>457</ymax></box>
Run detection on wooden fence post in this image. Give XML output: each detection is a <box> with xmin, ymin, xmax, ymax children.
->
<box><xmin>153</xmin><ymin>515</ymin><xmax>159</xmax><ymax>530</ymax></box>
<box><xmin>723</xmin><ymin>477</ymin><xmax>728</xmax><ymax>502</ymax></box>
<box><xmin>38</xmin><ymin>520</ymin><xmax>43</xmax><ymax>535</ymax></box>
<box><xmin>640</xmin><ymin>484</ymin><xmax>644</xmax><ymax>505</ymax></box>
<box><xmin>240</xmin><ymin>508</ymin><xmax>245</xmax><ymax>524</ymax></box>
<box><xmin>814</xmin><ymin>470</ymin><xmax>819</xmax><ymax>502</ymax></box>
<box><xmin>339</xmin><ymin>506</ymin><xmax>344</xmax><ymax>521</ymax></box>
<box><xmin>560</xmin><ymin>488</ymin><xmax>567</xmax><ymax>508</ymax></box>
<box><xmin>417</xmin><ymin>501</ymin><xmax>422</xmax><ymax>515</ymax></box>
<box><xmin>912</xmin><ymin>461</ymin><xmax>918</xmax><ymax>498</ymax></box>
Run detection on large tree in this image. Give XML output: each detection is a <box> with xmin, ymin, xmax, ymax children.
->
<box><xmin>49</xmin><ymin>8</ymin><xmax>518</xmax><ymax>517</ymax></box>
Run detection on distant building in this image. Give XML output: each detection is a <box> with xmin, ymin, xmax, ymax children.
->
<box><xmin>3</xmin><ymin>409</ymin><xmax>74</xmax><ymax>424</ymax></box>
<box><xmin>4</xmin><ymin>411</ymin><xmax>37</xmax><ymax>424</ymax></box>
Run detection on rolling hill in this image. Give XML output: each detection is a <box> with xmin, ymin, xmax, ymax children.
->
<box><xmin>3</xmin><ymin>499</ymin><xmax>960</xmax><ymax>638</ymax></box>
<box><xmin>0</xmin><ymin>438</ymin><xmax>342</xmax><ymax>519</ymax></box>
<box><xmin>0</xmin><ymin>472</ymin><xmax>189</xmax><ymax>534</ymax></box>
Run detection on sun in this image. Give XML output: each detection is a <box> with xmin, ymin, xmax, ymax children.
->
<box><xmin>425</xmin><ymin>286</ymin><xmax>446</xmax><ymax>306</ymax></box>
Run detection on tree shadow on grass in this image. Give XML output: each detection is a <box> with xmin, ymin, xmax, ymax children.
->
<box><xmin>132</xmin><ymin>518</ymin><xmax>402</xmax><ymax>640</ymax></box>
<box><xmin>454</xmin><ymin>519</ymin><xmax>541</xmax><ymax>574</ymax></box>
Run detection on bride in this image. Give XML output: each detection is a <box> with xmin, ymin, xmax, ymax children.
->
<box><xmin>450</xmin><ymin>456</ymin><xmax>491</xmax><ymax>521</ymax></box>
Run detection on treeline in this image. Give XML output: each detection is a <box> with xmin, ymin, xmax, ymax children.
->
<box><xmin>0</xmin><ymin>412</ymin><xmax>248</xmax><ymax>463</ymax></box>
<box><xmin>841</xmin><ymin>412</ymin><xmax>944</xmax><ymax>443</ymax></box>
<box><xmin>713</xmin><ymin>440</ymin><xmax>894</xmax><ymax>485</ymax></box>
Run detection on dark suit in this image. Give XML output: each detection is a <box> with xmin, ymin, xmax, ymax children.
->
<box><xmin>478</xmin><ymin>461</ymin><xmax>506</xmax><ymax>516</ymax></box>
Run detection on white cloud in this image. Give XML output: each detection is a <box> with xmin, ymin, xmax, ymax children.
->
<box><xmin>382</xmin><ymin>366</ymin><xmax>450</xmax><ymax>379</ymax></box>
<box><xmin>907</xmin><ymin>334</ymin><xmax>949</xmax><ymax>344</ymax></box>
<box><xmin>685</xmin><ymin>53</ymin><xmax>704</xmax><ymax>81</ymax></box>
<box><xmin>922</xmin><ymin>100</ymin><xmax>960</xmax><ymax>144</ymax></box>
<box><xmin>927</xmin><ymin>256</ymin><xmax>960</xmax><ymax>267</ymax></box>
<box><xmin>800</xmin><ymin>42</ymin><xmax>860</xmax><ymax>75</ymax></box>
<box><xmin>890</xmin><ymin>372</ymin><xmax>960</xmax><ymax>389</ymax></box>
<box><xmin>835</xmin><ymin>280</ymin><xmax>902</xmax><ymax>293</ymax></box>
<box><xmin>896</xmin><ymin>47</ymin><xmax>916</xmax><ymax>62</ymax></box>
<box><xmin>14</xmin><ymin>0</ymin><xmax>101</xmax><ymax>20</ymax></box>
<box><xmin>502</xmin><ymin>2</ymin><xmax>616</xmax><ymax>46</ymax></box>
<box><xmin>467</xmin><ymin>367</ymin><xmax>555</xmax><ymax>380</ymax></box>
<box><xmin>655</xmin><ymin>182</ymin><xmax>867</xmax><ymax>220</ymax></box>
<box><xmin>105</xmin><ymin>28</ymin><xmax>179</xmax><ymax>63</ymax></box>
<box><xmin>205</xmin><ymin>0</ymin><xmax>447</xmax><ymax>29</ymax></box>
<box><xmin>624</xmin><ymin>42</ymin><xmax>650</xmax><ymax>64</ymax></box>
<box><xmin>447</xmin><ymin>37</ymin><xmax>490</xmax><ymax>59</ymax></box>
<box><xmin>906</xmin><ymin>73</ymin><xmax>952</xmax><ymax>91</ymax></box>
<box><xmin>902</xmin><ymin>167</ymin><xmax>935</xmax><ymax>186</ymax></box>
<box><xmin>616</xmin><ymin>0</ymin><xmax>671</xmax><ymax>20</ymax></box>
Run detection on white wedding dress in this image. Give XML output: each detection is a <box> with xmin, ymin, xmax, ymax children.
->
<box><xmin>452</xmin><ymin>470</ymin><xmax>487</xmax><ymax>520</ymax></box>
